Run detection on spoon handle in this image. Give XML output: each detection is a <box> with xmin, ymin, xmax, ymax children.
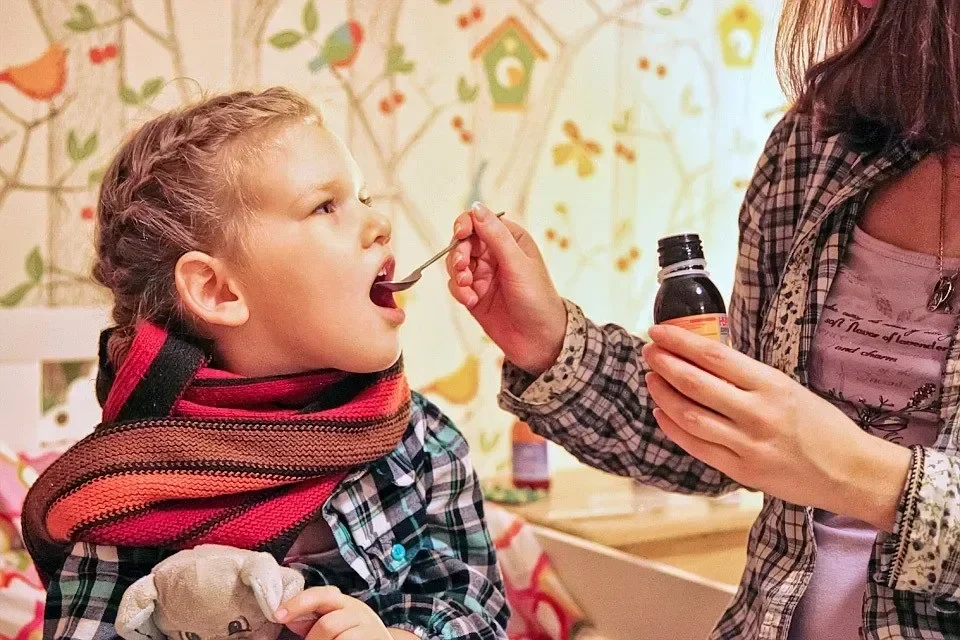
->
<box><xmin>410</xmin><ymin>211</ymin><xmax>505</xmax><ymax>276</ymax></box>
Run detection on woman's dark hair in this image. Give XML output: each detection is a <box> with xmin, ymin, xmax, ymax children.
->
<box><xmin>777</xmin><ymin>0</ymin><xmax>960</xmax><ymax>150</ymax></box>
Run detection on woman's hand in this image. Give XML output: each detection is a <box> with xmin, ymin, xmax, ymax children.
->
<box><xmin>445</xmin><ymin>202</ymin><xmax>567</xmax><ymax>376</ymax></box>
<box><xmin>276</xmin><ymin>586</ymin><xmax>402</xmax><ymax>640</ymax></box>
<box><xmin>642</xmin><ymin>324</ymin><xmax>913</xmax><ymax>531</ymax></box>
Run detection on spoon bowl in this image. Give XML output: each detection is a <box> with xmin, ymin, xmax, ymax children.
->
<box><xmin>374</xmin><ymin>212</ymin><xmax>505</xmax><ymax>293</ymax></box>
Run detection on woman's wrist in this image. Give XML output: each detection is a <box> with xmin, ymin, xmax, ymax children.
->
<box><xmin>836</xmin><ymin>432</ymin><xmax>913</xmax><ymax>532</ymax></box>
<box><xmin>513</xmin><ymin>296</ymin><xmax>568</xmax><ymax>376</ymax></box>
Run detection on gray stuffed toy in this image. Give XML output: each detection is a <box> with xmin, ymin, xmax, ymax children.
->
<box><xmin>115</xmin><ymin>544</ymin><xmax>304</xmax><ymax>640</ymax></box>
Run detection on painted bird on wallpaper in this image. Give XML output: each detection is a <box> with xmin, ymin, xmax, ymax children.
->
<box><xmin>308</xmin><ymin>21</ymin><xmax>364</xmax><ymax>73</ymax></box>
<box><xmin>0</xmin><ymin>43</ymin><xmax>67</xmax><ymax>101</ymax></box>
<box><xmin>421</xmin><ymin>354</ymin><xmax>480</xmax><ymax>405</ymax></box>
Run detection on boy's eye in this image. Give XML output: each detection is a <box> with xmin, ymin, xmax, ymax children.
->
<box><xmin>313</xmin><ymin>199</ymin><xmax>337</xmax><ymax>215</ymax></box>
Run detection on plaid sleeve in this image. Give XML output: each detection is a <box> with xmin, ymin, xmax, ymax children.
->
<box><xmin>879</xmin><ymin>448</ymin><xmax>960</xmax><ymax>604</ymax></box>
<box><xmin>371</xmin><ymin>397</ymin><xmax>509</xmax><ymax>640</ymax></box>
<box><xmin>44</xmin><ymin>543</ymin><xmax>162</xmax><ymax>640</ymax></box>
<box><xmin>499</xmin><ymin>303</ymin><xmax>736</xmax><ymax>496</ymax></box>
<box><xmin>497</xmin><ymin>116</ymin><xmax>796</xmax><ymax>497</ymax></box>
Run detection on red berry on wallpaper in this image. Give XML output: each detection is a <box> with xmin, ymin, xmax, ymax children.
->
<box><xmin>457</xmin><ymin>14</ymin><xmax>470</xmax><ymax>29</ymax></box>
<box><xmin>103</xmin><ymin>43</ymin><xmax>118</xmax><ymax>59</ymax></box>
<box><xmin>379</xmin><ymin>98</ymin><xmax>392</xmax><ymax>114</ymax></box>
<box><xmin>471</xmin><ymin>5</ymin><xmax>484</xmax><ymax>21</ymax></box>
<box><xmin>392</xmin><ymin>91</ymin><xmax>405</xmax><ymax>105</ymax></box>
<box><xmin>451</xmin><ymin>115</ymin><xmax>464</xmax><ymax>129</ymax></box>
<box><xmin>81</xmin><ymin>206</ymin><xmax>94</xmax><ymax>220</ymax></box>
<box><xmin>89</xmin><ymin>48</ymin><xmax>104</xmax><ymax>64</ymax></box>
<box><xmin>460</xmin><ymin>131</ymin><xmax>473</xmax><ymax>144</ymax></box>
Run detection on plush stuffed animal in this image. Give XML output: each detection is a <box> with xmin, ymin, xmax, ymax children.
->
<box><xmin>115</xmin><ymin>544</ymin><xmax>305</xmax><ymax>640</ymax></box>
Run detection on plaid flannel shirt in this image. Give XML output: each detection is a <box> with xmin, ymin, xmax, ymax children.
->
<box><xmin>43</xmin><ymin>392</ymin><xmax>509</xmax><ymax>640</ymax></box>
<box><xmin>501</xmin><ymin>110</ymin><xmax>960</xmax><ymax>639</ymax></box>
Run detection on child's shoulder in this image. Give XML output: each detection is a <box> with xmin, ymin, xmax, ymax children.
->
<box><xmin>406</xmin><ymin>391</ymin><xmax>472</xmax><ymax>460</ymax></box>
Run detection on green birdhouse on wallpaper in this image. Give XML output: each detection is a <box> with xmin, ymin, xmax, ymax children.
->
<box><xmin>470</xmin><ymin>16</ymin><xmax>547</xmax><ymax>110</ymax></box>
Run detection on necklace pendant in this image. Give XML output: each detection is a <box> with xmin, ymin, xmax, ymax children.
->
<box><xmin>929</xmin><ymin>273</ymin><xmax>958</xmax><ymax>313</ymax></box>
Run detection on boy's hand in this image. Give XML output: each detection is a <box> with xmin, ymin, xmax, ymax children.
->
<box><xmin>276</xmin><ymin>586</ymin><xmax>393</xmax><ymax>640</ymax></box>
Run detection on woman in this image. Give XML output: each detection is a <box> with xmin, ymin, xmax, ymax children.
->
<box><xmin>445</xmin><ymin>1</ymin><xmax>960</xmax><ymax>638</ymax></box>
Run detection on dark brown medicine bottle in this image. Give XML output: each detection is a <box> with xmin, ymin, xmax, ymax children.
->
<box><xmin>653</xmin><ymin>233</ymin><xmax>729</xmax><ymax>344</ymax></box>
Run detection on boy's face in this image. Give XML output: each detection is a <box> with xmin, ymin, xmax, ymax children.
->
<box><xmin>230</xmin><ymin>121</ymin><xmax>404</xmax><ymax>374</ymax></box>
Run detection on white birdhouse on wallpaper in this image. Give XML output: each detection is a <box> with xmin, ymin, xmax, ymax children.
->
<box><xmin>470</xmin><ymin>16</ymin><xmax>548</xmax><ymax>110</ymax></box>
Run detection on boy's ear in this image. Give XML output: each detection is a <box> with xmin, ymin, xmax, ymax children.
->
<box><xmin>174</xmin><ymin>251</ymin><xmax>249</xmax><ymax>329</ymax></box>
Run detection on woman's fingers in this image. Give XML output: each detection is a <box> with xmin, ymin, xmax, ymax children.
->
<box><xmin>642</xmin><ymin>343</ymin><xmax>752</xmax><ymax>423</ymax></box>
<box><xmin>448</xmin><ymin>277</ymin><xmax>477</xmax><ymax>308</ymax></box>
<box><xmin>645</xmin><ymin>372</ymin><xmax>745</xmax><ymax>452</ymax></box>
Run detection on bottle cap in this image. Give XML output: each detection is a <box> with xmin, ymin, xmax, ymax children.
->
<box><xmin>657</xmin><ymin>233</ymin><xmax>704</xmax><ymax>268</ymax></box>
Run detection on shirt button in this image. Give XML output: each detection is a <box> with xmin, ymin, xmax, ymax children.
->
<box><xmin>391</xmin><ymin>543</ymin><xmax>406</xmax><ymax>561</ymax></box>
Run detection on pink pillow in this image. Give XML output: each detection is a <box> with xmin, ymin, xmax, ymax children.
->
<box><xmin>0</xmin><ymin>443</ymin><xmax>65</xmax><ymax>551</ymax></box>
<box><xmin>0</xmin><ymin>550</ymin><xmax>44</xmax><ymax>640</ymax></box>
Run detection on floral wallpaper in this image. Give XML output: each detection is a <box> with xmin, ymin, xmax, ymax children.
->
<box><xmin>0</xmin><ymin>0</ymin><xmax>785</xmax><ymax>476</ymax></box>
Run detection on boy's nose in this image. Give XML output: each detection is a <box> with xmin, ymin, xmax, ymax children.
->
<box><xmin>362</xmin><ymin>209</ymin><xmax>392</xmax><ymax>247</ymax></box>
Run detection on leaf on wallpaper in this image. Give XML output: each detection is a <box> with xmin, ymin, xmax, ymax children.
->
<box><xmin>119</xmin><ymin>84</ymin><xmax>140</xmax><ymax>105</ymax></box>
<box><xmin>613</xmin><ymin>219</ymin><xmax>633</xmax><ymax>243</ymax></box>
<box><xmin>67</xmin><ymin>130</ymin><xmax>98</xmax><ymax>163</ymax></box>
<box><xmin>302</xmin><ymin>1</ymin><xmax>319</xmax><ymax>34</ymax></box>
<box><xmin>0</xmin><ymin>282</ymin><xmax>34</xmax><ymax>308</ymax></box>
<box><xmin>553</xmin><ymin>121</ymin><xmax>602</xmax><ymax>178</ymax></box>
<box><xmin>612</xmin><ymin>109</ymin><xmax>633</xmax><ymax>134</ymax></box>
<box><xmin>479</xmin><ymin>430</ymin><xmax>502</xmax><ymax>454</ymax></box>
<box><xmin>552</xmin><ymin>144</ymin><xmax>573</xmax><ymax>164</ymax></box>
<box><xmin>42</xmin><ymin>360</ymin><xmax>96</xmax><ymax>414</ymax></box>
<box><xmin>65</xmin><ymin>3</ymin><xmax>97</xmax><ymax>33</ymax></box>
<box><xmin>656</xmin><ymin>0</ymin><xmax>691</xmax><ymax>17</ymax></box>
<box><xmin>386</xmin><ymin>44</ymin><xmax>415</xmax><ymax>75</ymax></box>
<box><xmin>141</xmin><ymin>77</ymin><xmax>164</xmax><ymax>100</ymax></box>
<box><xmin>457</xmin><ymin>76</ymin><xmax>479</xmax><ymax>103</ymax></box>
<box><xmin>270</xmin><ymin>30</ymin><xmax>304</xmax><ymax>50</ymax></box>
<box><xmin>25</xmin><ymin>248</ymin><xmax>44</xmax><ymax>283</ymax></box>
<box><xmin>435</xmin><ymin>0</ymin><xmax>453</xmax><ymax>4</ymax></box>
<box><xmin>421</xmin><ymin>354</ymin><xmax>480</xmax><ymax>404</ymax></box>
<box><xmin>0</xmin><ymin>247</ymin><xmax>42</xmax><ymax>307</ymax></box>
<box><xmin>764</xmin><ymin>103</ymin><xmax>790</xmax><ymax>120</ymax></box>
<box><xmin>680</xmin><ymin>86</ymin><xmax>702</xmax><ymax>116</ymax></box>
<box><xmin>88</xmin><ymin>168</ymin><xmax>105</xmax><ymax>186</ymax></box>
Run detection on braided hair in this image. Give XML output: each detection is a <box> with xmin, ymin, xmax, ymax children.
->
<box><xmin>92</xmin><ymin>87</ymin><xmax>317</xmax><ymax>364</ymax></box>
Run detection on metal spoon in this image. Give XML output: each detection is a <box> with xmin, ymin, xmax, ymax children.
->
<box><xmin>374</xmin><ymin>211</ymin><xmax>505</xmax><ymax>293</ymax></box>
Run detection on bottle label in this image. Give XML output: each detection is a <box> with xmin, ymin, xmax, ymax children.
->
<box><xmin>512</xmin><ymin>443</ymin><xmax>549</xmax><ymax>482</ymax></box>
<box><xmin>662</xmin><ymin>313</ymin><xmax>730</xmax><ymax>345</ymax></box>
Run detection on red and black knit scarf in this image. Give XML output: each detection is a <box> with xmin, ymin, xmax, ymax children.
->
<box><xmin>22</xmin><ymin>322</ymin><xmax>411</xmax><ymax>583</ymax></box>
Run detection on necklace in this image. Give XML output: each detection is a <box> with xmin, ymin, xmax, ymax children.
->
<box><xmin>928</xmin><ymin>153</ymin><xmax>958</xmax><ymax>313</ymax></box>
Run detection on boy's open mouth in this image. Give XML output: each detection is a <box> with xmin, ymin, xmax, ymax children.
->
<box><xmin>370</xmin><ymin>258</ymin><xmax>398</xmax><ymax>309</ymax></box>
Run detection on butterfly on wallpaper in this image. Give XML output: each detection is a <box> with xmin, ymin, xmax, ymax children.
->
<box><xmin>552</xmin><ymin>120</ymin><xmax>602</xmax><ymax>178</ymax></box>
